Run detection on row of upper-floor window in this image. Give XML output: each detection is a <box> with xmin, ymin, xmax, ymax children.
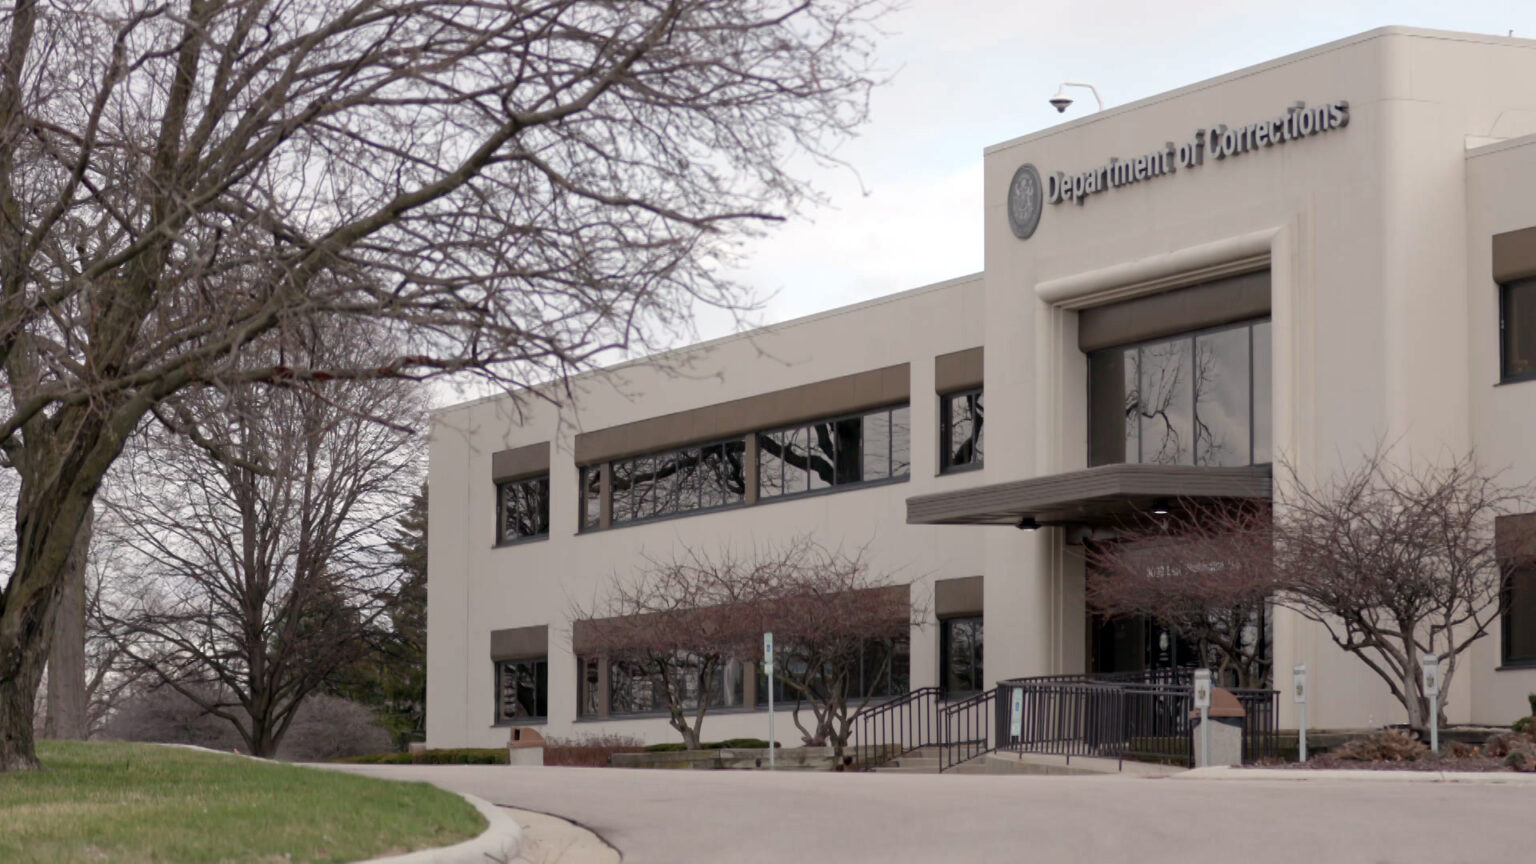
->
<box><xmin>497</xmin><ymin>396</ymin><xmax>986</xmax><ymax>543</ymax></box>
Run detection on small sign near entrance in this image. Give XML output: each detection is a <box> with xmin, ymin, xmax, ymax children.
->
<box><xmin>1010</xmin><ymin>688</ymin><xmax>1023</xmax><ymax>738</ymax></box>
<box><xmin>1292</xmin><ymin>664</ymin><xmax>1307</xmax><ymax>704</ymax></box>
<box><xmin>763</xmin><ymin>632</ymin><xmax>774</xmax><ymax>672</ymax></box>
<box><xmin>1193</xmin><ymin>668</ymin><xmax>1212</xmax><ymax>710</ymax></box>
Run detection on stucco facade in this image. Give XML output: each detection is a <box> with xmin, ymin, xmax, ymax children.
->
<box><xmin>428</xmin><ymin>27</ymin><xmax>1536</xmax><ymax>748</ymax></box>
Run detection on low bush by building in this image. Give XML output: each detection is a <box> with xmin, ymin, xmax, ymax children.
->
<box><xmin>642</xmin><ymin>738</ymin><xmax>780</xmax><ymax>752</ymax></box>
<box><xmin>334</xmin><ymin>747</ymin><xmax>507</xmax><ymax>765</ymax></box>
<box><xmin>544</xmin><ymin>734</ymin><xmax>645</xmax><ymax>767</ymax></box>
<box><xmin>1332</xmin><ymin>729</ymin><xmax>1428</xmax><ymax>763</ymax></box>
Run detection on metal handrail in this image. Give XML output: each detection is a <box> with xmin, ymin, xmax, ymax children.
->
<box><xmin>854</xmin><ymin>686</ymin><xmax>941</xmax><ymax>769</ymax></box>
<box><xmin>938</xmin><ymin>687</ymin><xmax>996</xmax><ymax>772</ymax></box>
<box><xmin>996</xmin><ymin>673</ymin><xmax>1280</xmax><ymax>768</ymax></box>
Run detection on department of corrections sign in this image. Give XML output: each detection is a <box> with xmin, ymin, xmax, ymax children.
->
<box><xmin>1008</xmin><ymin>99</ymin><xmax>1349</xmax><ymax>239</ymax></box>
<box><xmin>1006</xmin><ymin>163</ymin><xmax>1043</xmax><ymax>240</ymax></box>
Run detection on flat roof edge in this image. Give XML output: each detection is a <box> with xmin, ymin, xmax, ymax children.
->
<box><xmin>985</xmin><ymin>26</ymin><xmax>1536</xmax><ymax>156</ymax></box>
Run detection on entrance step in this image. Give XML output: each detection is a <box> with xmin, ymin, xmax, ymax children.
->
<box><xmin>873</xmin><ymin>756</ymin><xmax>940</xmax><ymax>772</ymax></box>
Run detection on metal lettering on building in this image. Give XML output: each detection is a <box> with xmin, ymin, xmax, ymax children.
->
<box><xmin>1040</xmin><ymin>100</ymin><xmax>1350</xmax><ymax>209</ymax></box>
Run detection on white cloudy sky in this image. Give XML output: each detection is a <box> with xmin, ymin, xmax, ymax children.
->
<box><xmin>705</xmin><ymin>0</ymin><xmax>1536</xmax><ymax>337</ymax></box>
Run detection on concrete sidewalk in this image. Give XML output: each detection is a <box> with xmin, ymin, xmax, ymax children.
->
<box><xmin>1180</xmin><ymin>765</ymin><xmax>1536</xmax><ymax>784</ymax></box>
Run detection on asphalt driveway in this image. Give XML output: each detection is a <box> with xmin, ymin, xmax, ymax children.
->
<box><xmin>328</xmin><ymin>763</ymin><xmax>1533</xmax><ymax>864</ymax></box>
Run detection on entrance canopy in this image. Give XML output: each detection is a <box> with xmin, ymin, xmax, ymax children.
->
<box><xmin>906</xmin><ymin>464</ymin><xmax>1271</xmax><ymax>527</ymax></box>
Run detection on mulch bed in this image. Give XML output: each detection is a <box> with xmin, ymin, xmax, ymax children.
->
<box><xmin>1259</xmin><ymin>754</ymin><xmax>1514</xmax><ymax>772</ymax></box>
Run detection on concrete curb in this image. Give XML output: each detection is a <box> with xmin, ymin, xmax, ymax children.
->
<box><xmin>356</xmin><ymin>792</ymin><xmax>524</xmax><ymax>863</ymax></box>
<box><xmin>1176</xmin><ymin>765</ymin><xmax>1536</xmax><ymax>784</ymax></box>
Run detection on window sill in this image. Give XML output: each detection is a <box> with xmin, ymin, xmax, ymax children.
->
<box><xmin>493</xmin><ymin>534</ymin><xmax>549</xmax><ymax>550</ymax></box>
<box><xmin>937</xmin><ymin>462</ymin><xmax>983</xmax><ymax>477</ymax></box>
<box><xmin>491</xmin><ymin>718</ymin><xmax>547</xmax><ymax>727</ymax></box>
<box><xmin>1496</xmin><ymin>660</ymin><xmax>1536</xmax><ymax>671</ymax></box>
<box><xmin>1495</xmin><ymin>370</ymin><xmax>1536</xmax><ymax>386</ymax></box>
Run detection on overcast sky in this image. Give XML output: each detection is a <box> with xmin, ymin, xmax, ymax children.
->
<box><xmin>704</xmin><ymin>1</ymin><xmax>1536</xmax><ymax>339</ymax></box>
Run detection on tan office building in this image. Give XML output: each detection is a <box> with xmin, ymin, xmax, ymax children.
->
<box><xmin>427</xmin><ymin>27</ymin><xmax>1536</xmax><ymax>749</ymax></box>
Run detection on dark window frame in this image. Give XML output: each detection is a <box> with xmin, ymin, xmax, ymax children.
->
<box><xmin>939</xmin><ymin>616</ymin><xmax>984</xmax><ymax>697</ymax></box>
<box><xmin>756</xmin><ymin>403</ymin><xmax>911</xmax><ymax>505</ymax></box>
<box><xmin>939</xmin><ymin>388</ymin><xmax>984</xmax><ymax>475</ymax></box>
<box><xmin>494</xmin><ymin>474</ymin><xmax>550</xmax><ymax>547</ymax></box>
<box><xmin>603</xmin><ymin>436</ymin><xmax>749</xmax><ymax>530</ymax></box>
<box><xmin>1503</xmin><ymin>564</ymin><xmax>1536</xmax><ymax>668</ymax></box>
<box><xmin>1088</xmin><ymin>317</ymin><xmax>1271</xmax><ymax>468</ymax></box>
<box><xmin>493</xmin><ymin>657</ymin><xmax>549</xmax><ymax>723</ymax></box>
<box><xmin>1500</xmin><ymin>279</ymin><xmax>1536</xmax><ymax>384</ymax></box>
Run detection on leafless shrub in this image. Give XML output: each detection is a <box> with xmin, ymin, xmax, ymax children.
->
<box><xmin>1273</xmin><ymin>449</ymin><xmax>1536</xmax><ymax>737</ymax></box>
<box><xmin>1087</xmin><ymin>503</ymin><xmax>1276</xmax><ymax>688</ymax></box>
<box><xmin>275</xmin><ymin>695</ymin><xmax>394</xmax><ymax>763</ymax></box>
<box><xmin>543</xmin><ymin>733</ymin><xmax>646</xmax><ymax>768</ymax></box>
<box><xmin>1332</xmin><ymin>729</ymin><xmax>1427</xmax><ymax>763</ymax></box>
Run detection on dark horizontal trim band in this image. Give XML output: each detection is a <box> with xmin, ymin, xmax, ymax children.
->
<box><xmin>491</xmin><ymin>442</ymin><xmax>550</xmax><ymax>482</ymax></box>
<box><xmin>1078</xmin><ymin>270</ymin><xmax>1270</xmax><ymax>353</ymax></box>
<box><xmin>906</xmin><ymin>463</ymin><xmax>1272</xmax><ymax>526</ymax></box>
<box><xmin>1494</xmin><ymin>225</ymin><xmax>1536</xmax><ymax>283</ymax></box>
<box><xmin>935</xmin><ymin>347</ymin><xmax>984</xmax><ymax>393</ymax></box>
<box><xmin>574</xmin><ymin>364</ymin><xmax>910</xmax><ymax>464</ymax></box>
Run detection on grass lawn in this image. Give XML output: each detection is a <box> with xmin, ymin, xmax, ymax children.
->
<box><xmin>0</xmin><ymin>740</ymin><xmax>485</xmax><ymax>863</ymax></box>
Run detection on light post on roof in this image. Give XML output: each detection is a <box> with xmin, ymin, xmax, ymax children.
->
<box><xmin>1048</xmin><ymin>82</ymin><xmax>1105</xmax><ymax>115</ymax></box>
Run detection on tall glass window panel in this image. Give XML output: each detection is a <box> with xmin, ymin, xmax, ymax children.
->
<box><xmin>1505</xmin><ymin>565</ymin><xmax>1536</xmax><ymax>665</ymax></box>
<box><xmin>833</xmin><ymin>416</ymin><xmax>864</xmax><ymax>484</ymax></box>
<box><xmin>498</xmin><ymin>476</ymin><xmax>549</xmax><ymax>543</ymax></box>
<box><xmin>1194</xmin><ymin>328</ymin><xmax>1251</xmax><ymax>466</ymax></box>
<box><xmin>577</xmin><ymin>657</ymin><xmax>601</xmax><ymax>717</ymax></box>
<box><xmin>941</xmin><ymin>617</ymin><xmax>984</xmax><ymax>695</ymax></box>
<box><xmin>609</xmin><ymin>459</ymin><xmax>635</xmax><ymax>524</ymax></box>
<box><xmin>719</xmin><ymin>439</ymin><xmax>747</xmax><ymax>504</ymax></box>
<box><xmin>1123</xmin><ymin>349</ymin><xmax>1142</xmax><ymax>463</ymax></box>
<box><xmin>699</xmin><ymin>445</ymin><xmax>726</xmax><ymax>511</ymax></box>
<box><xmin>808</xmin><ymin>422</ymin><xmax>835</xmax><ymax>491</ymax></box>
<box><xmin>757</xmin><ymin>432</ymin><xmax>785</xmax><ymax>499</ymax></box>
<box><xmin>1504</xmin><ymin>279</ymin><xmax>1536</xmax><ymax>382</ymax></box>
<box><xmin>856</xmin><ymin>636</ymin><xmax>910</xmax><ymax>698</ymax></box>
<box><xmin>780</xmin><ymin>426</ymin><xmax>811</xmax><ymax>495</ymax></box>
<box><xmin>889</xmin><ymin>406</ymin><xmax>912</xmax><ymax>478</ymax></box>
<box><xmin>496</xmin><ymin>658</ymin><xmax>547</xmax><ymax>720</ymax></box>
<box><xmin>1252</xmin><ymin>321</ymin><xmax>1273</xmax><ymax>463</ymax></box>
<box><xmin>941</xmin><ymin>390</ymin><xmax>984</xmax><ymax>472</ymax></box>
<box><xmin>1137</xmin><ymin>337</ymin><xmax>1194</xmax><ymax>465</ymax></box>
<box><xmin>655</xmin><ymin>449</ymin><xmax>692</xmax><ymax>516</ymax></box>
<box><xmin>580</xmin><ymin>466</ymin><xmax>602</xmax><ymax>531</ymax></box>
<box><xmin>862</xmin><ymin>410</ymin><xmax>892</xmax><ymax>481</ymax></box>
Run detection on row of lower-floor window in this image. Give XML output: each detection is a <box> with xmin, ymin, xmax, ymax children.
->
<box><xmin>494</xmin><ymin>617</ymin><xmax>987</xmax><ymax>722</ymax></box>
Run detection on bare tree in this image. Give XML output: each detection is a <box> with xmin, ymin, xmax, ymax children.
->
<box><xmin>0</xmin><ymin>0</ymin><xmax>885</xmax><ymax>770</ymax></box>
<box><xmin>574</xmin><ymin>537</ymin><xmax>918</xmax><ymax>758</ymax></box>
<box><xmin>97</xmin><ymin>332</ymin><xmax>424</xmax><ymax>758</ymax></box>
<box><xmin>1273</xmin><ymin>450</ymin><xmax>1536</xmax><ymax>737</ymax></box>
<box><xmin>1086</xmin><ymin>503</ymin><xmax>1276</xmax><ymax>688</ymax></box>
<box><xmin>758</xmin><ymin>541</ymin><xmax>917</xmax><ymax>760</ymax></box>
<box><xmin>575</xmin><ymin>545</ymin><xmax>769</xmax><ymax>749</ymax></box>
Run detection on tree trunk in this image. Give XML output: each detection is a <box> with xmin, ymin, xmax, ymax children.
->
<box><xmin>44</xmin><ymin>508</ymin><xmax>93</xmax><ymax>740</ymax></box>
<box><xmin>0</xmin><ymin>658</ymin><xmax>47</xmax><ymax>771</ymax></box>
